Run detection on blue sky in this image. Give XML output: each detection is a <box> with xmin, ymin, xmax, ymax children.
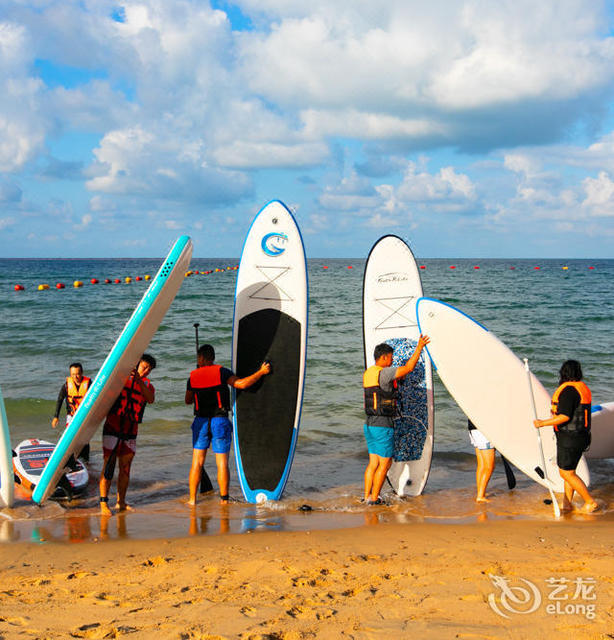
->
<box><xmin>2</xmin><ymin>0</ymin><xmax>614</xmax><ymax>258</ymax></box>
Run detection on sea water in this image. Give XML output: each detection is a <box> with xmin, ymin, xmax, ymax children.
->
<box><xmin>0</xmin><ymin>257</ymin><xmax>613</xmax><ymax>542</ymax></box>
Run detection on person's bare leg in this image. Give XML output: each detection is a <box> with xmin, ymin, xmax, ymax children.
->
<box><xmin>364</xmin><ymin>454</ymin><xmax>379</xmax><ymax>501</ymax></box>
<box><xmin>188</xmin><ymin>449</ymin><xmax>207</xmax><ymax>506</ymax></box>
<box><xmin>562</xmin><ymin>479</ymin><xmax>575</xmax><ymax>512</ymax></box>
<box><xmin>99</xmin><ymin>455</ymin><xmax>113</xmax><ymax>516</ymax></box>
<box><xmin>116</xmin><ymin>452</ymin><xmax>135</xmax><ymax>511</ymax></box>
<box><xmin>476</xmin><ymin>448</ymin><xmax>495</xmax><ymax>502</ymax></box>
<box><xmin>215</xmin><ymin>452</ymin><xmax>229</xmax><ymax>504</ymax></box>
<box><xmin>369</xmin><ymin>456</ymin><xmax>392</xmax><ymax>502</ymax></box>
<box><xmin>559</xmin><ymin>468</ymin><xmax>598</xmax><ymax>512</ymax></box>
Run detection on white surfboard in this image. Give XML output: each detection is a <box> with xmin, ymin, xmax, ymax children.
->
<box><xmin>0</xmin><ymin>385</ymin><xmax>14</xmax><ymax>508</ymax></box>
<box><xmin>363</xmin><ymin>235</ymin><xmax>434</xmax><ymax>496</ymax></box>
<box><xmin>416</xmin><ymin>298</ymin><xmax>589</xmax><ymax>493</ymax></box>
<box><xmin>586</xmin><ymin>402</ymin><xmax>614</xmax><ymax>459</ymax></box>
<box><xmin>33</xmin><ymin>236</ymin><xmax>193</xmax><ymax>504</ymax></box>
<box><xmin>232</xmin><ymin>200</ymin><xmax>308</xmax><ymax>503</ymax></box>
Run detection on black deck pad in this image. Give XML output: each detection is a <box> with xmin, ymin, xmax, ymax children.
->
<box><xmin>235</xmin><ymin>308</ymin><xmax>301</xmax><ymax>491</ymax></box>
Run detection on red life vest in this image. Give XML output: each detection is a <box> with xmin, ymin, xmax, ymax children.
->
<box><xmin>363</xmin><ymin>365</ymin><xmax>397</xmax><ymax>417</ymax></box>
<box><xmin>66</xmin><ymin>376</ymin><xmax>91</xmax><ymax>415</ymax></box>
<box><xmin>551</xmin><ymin>381</ymin><xmax>591</xmax><ymax>433</ymax></box>
<box><xmin>112</xmin><ymin>375</ymin><xmax>152</xmax><ymax>425</ymax></box>
<box><xmin>190</xmin><ymin>365</ymin><xmax>230</xmax><ymax>418</ymax></box>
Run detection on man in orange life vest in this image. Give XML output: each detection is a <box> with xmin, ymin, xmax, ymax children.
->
<box><xmin>51</xmin><ymin>362</ymin><xmax>91</xmax><ymax>462</ymax></box>
<box><xmin>534</xmin><ymin>359</ymin><xmax>599</xmax><ymax>513</ymax></box>
<box><xmin>363</xmin><ymin>336</ymin><xmax>430</xmax><ymax>505</ymax></box>
<box><xmin>185</xmin><ymin>344</ymin><xmax>271</xmax><ymax>505</ymax></box>
<box><xmin>99</xmin><ymin>354</ymin><xmax>156</xmax><ymax>516</ymax></box>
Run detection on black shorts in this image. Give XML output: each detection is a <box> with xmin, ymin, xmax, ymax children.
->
<box><xmin>556</xmin><ymin>430</ymin><xmax>590</xmax><ymax>471</ymax></box>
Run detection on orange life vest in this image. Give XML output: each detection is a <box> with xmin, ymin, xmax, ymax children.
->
<box><xmin>190</xmin><ymin>365</ymin><xmax>230</xmax><ymax>417</ymax></box>
<box><xmin>551</xmin><ymin>381</ymin><xmax>591</xmax><ymax>433</ymax></box>
<box><xmin>66</xmin><ymin>376</ymin><xmax>91</xmax><ymax>415</ymax></box>
<box><xmin>363</xmin><ymin>365</ymin><xmax>397</xmax><ymax>417</ymax></box>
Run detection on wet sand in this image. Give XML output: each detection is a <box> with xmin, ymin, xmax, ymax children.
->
<box><xmin>0</xmin><ymin>518</ymin><xmax>612</xmax><ymax>639</ymax></box>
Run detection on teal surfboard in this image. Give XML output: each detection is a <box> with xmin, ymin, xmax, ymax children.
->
<box><xmin>32</xmin><ymin>236</ymin><xmax>193</xmax><ymax>504</ymax></box>
<box><xmin>0</xmin><ymin>385</ymin><xmax>14</xmax><ymax>508</ymax></box>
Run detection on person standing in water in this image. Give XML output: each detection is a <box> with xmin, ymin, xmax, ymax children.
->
<box><xmin>51</xmin><ymin>362</ymin><xmax>91</xmax><ymax>462</ymax></box>
<box><xmin>534</xmin><ymin>359</ymin><xmax>599</xmax><ymax>513</ymax></box>
<box><xmin>185</xmin><ymin>344</ymin><xmax>270</xmax><ymax>505</ymax></box>
<box><xmin>362</xmin><ymin>337</ymin><xmax>430</xmax><ymax>505</ymax></box>
<box><xmin>99</xmin><ymin>354</ymin><xmax>156</xmax><ymax>515</ymax></box>
<box><xmin>468</xmin><ymin>419</ymin><xmax>495</xmax><ymax>502</ymax></box>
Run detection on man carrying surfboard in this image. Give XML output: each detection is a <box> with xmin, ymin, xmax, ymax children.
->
<box><xmin>363</xmin><ymin>336</ymin><xmax>430</xmax><ymax>505</ymax></box>
<box><xmin>185</xmin><ymin>344</ymin><xmax>271</xmax><ymax>505</ymax></box>
<box><xmin>99</xmin><ymin>354</ymin><xmax>156</xmax><ymax>515</ymax></box>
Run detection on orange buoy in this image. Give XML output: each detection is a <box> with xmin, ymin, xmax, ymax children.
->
<box><xmin>323</xmin><ymin>266</ymin><xmax>329</xmax><ymax>269</ymax></box>
<box><xmin>114</xmin><ymin>278</ymin><xmax>121</xmax><ymax>284</ymax></box>
<box><xmin>135</xmin><ymin>276</ymin><xmax>142</xmax><ymax>281</ymax></box>
<box><xmin>125</xmin><ymin>277</ymin><xmax>132</xmax><ymax>283</ymax></box>
<box><xmin>510</xmin><ymin>267</ymin><xmax>515</xmax><ymax>270</ymax></box>
<box><xmin>91</xmin><ymin>278</ymin><xmax>99</xmax><ymax>284</ymax></box>
<box><xmin>73</xmin><ymin>280</ymin><xmax>83</xmax><ymax>288</ymax></box>
<box><xmin>534</xmin><ymin>266</ymin><xmax>540</xmax><ymax>270</ymax></box>
<box><xmin>347</xmin><ymin>265</ymin><xmax>353</xmax><ymax>269</ymax></box>
<box><xmin>473</xmin><ymin>266</ymin><xmax>480</xmax><ymax>270</ymax></box>
<box><xmin>56</xmin><ymin>283</ymin><xmax>65</xmax><ymax>289</ymax></box>
<box><xmin>589</xmin><ymin>266</ymin><xmax>595</xmax><ymax>270</ymax></box>
<box><xmin>449</xmin><ymin>266</ymin><xmax>456</xmax><ymax>269</ymax></box>
<box><xmin>14</xmin><ymin>284</ymin><xmax>25</xmax><ymax>291</ymax></box>
<box><xmin>419</xmin><ymin>265</ymin><xmax>426</xmax><ymax>270</ymax></box>
<box><xmin>38</xmin><ymin>284</ymin><xmax>49</xmax><ymax>291</ymax></box>
<box><xmin>104</xmin><ymin>278</ymin><xmax>111</xmax><ymax>284</ymax></box>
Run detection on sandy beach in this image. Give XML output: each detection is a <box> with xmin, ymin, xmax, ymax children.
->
<box><xmin>0</xmin><ymin>517</ymin><xmax>612</xmax><ymax>639</ymax></box>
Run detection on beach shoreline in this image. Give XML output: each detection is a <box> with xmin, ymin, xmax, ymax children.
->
<box><xmin>0</xmin><ymin>518</ymin><xmax>611</xmax><ymax>639</ymax></box>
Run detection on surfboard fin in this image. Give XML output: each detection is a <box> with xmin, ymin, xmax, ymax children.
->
<box><xmin>534</xmin><ymin>466</ymin><xmax>545</xmax><ymax>479</ymax></box>
<box><xmin>200</xmin><ymin>469</ymin><xmax>213</xmax><ymax>493</ymax></box>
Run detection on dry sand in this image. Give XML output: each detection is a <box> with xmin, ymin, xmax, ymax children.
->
<box><xmin>0</xmin><ymin>518</ymin><xmax>612</xmax><ymax>639</ymax></box>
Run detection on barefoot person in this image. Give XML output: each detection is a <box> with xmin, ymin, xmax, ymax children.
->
<box><xmin>468</xmin><ymin>420</ymin><xmax>495</xmax><ymax>503</ymax></box>
<box><xmin>185</xmin><ymin>344</ymin><xmax>270</xmax><ymax>505</ymax></box>
<box><xmin>99</xmin><ymin>354</ymin><xmax>156</xmax><ymax>515</ymax></box>
<box><xmin>363</xmin><ymin>336</ymin><xmax>430</xmax><ymax>505</ymax></box>
<box><xmin>51</xmin><ymin>362</ymin><xmax>91</xmax><ymax>462</ymax></box>
<box><xmin>534</xmin><ymin>359</ymin><xmax>598</xmax><ymax>513</ymax></box>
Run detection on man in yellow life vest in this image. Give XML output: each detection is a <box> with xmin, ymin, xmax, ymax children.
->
<box><xmin>363</xmin><ymin>335</ymin><xmax>430</xmax><ymax>505</ymax></box>
<box><xmin>51</xmin><ymin>362</ymin><xmax>91</xmax><ymax>462</ymax></box>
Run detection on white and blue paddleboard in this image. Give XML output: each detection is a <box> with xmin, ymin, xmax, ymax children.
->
<box><xmin>32</xmin><ymin>236</ymin><xmax>193</xmax><ymax>504</ymax></box>
<box><xmin>416</xmin><ymin>297</ymin><xmax>590</xmax><ymax>493</ymax></box>
<box><xmin>232</xmin><ymin>200</ymin><xmax>308</xmax><ymax>503</ymax></box>
<box><xmin>363</xmin><ymin>235</ymin><xmax>434</xmax><ymax>496</ymax></box>
<box><xmin>586</xmin><ymin>402</ymin><xmax>614</xmax><ymax>459</ymax></box>
<box><xmin>0</xmin><ymin>385</ymin><xmax>14</xmax><ymax>508</ymax></box>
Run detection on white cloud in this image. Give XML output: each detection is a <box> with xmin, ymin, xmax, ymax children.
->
<box><xmin>582</xmin><ymin>171</ymin><xmax>614</xmax><ymax>217</ymax></box>
<box><xmin>0</xmin><ymin>22</ymin><xmax>47</xmax><ymax>171</ymax></box>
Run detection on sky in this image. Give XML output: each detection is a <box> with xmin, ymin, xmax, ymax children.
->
<box><xmin>2</xmin><ymin>0</ymin><xmax>614</xmax><ymax>258</ymax></box>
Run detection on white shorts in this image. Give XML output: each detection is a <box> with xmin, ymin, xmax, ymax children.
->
<box><xmin>469</xmin><ymin>428</ymin><xmax>493</xmax><ymax>450</ymax></box>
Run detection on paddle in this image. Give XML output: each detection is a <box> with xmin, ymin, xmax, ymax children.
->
<box><xmin>524</xmin><ymin>358</ymin><xmax>561</xmax><ymax>518</ymax></box>
<box><xmin>193</xmin><ymin>323</ymin><xmax>214</xmax><ymax>494</ymax></box>
<box><xmin>501</xmin><ymin>455</ymin><xmax>516</xmax><ymax>490</ymax></box>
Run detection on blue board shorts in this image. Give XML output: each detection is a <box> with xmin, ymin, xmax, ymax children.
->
<box><xmin>364</xmin><ymin>424</ymin><xmax>394</xmax><ymax>458</ymax></box>
<box><xmin>191</xmin><ymin>416</ymin><xmax>232</xmax><ymax>454</ymax></box>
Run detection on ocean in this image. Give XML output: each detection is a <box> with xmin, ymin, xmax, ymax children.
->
<box><xmin>1</xmin><ymin>256</ymin><xmax>613</xmax><ymax>542</ymax></box>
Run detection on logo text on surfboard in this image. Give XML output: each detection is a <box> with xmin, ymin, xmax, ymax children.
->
<box><xmin>262</xmin><ymin>232</ymin><xmax>288</xmax><ymax>257</ymax></box>
<box><xmin>377</xmin><ymin>272</ymin><xmax>409</xmax><ymax>284</ymax></box>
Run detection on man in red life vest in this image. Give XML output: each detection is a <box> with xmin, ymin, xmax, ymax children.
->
<box><xmin>363</xmin><ymin>336</ymin><xmax>430</xmax><ymax>505</ymax></box>
<box><xmin>185</xmin><ymin>344</ymin><xmax>270</xmax><ymax>505</ymax></box>
<box><xmin>51</xmin><ymin>362</ymin><xmax>91</xmax><ymax>462</ymax></box>
<box><xmin>99</xmin><ymin>354</ymin><xmax>156</xmax><ymax>516</ymax></box>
